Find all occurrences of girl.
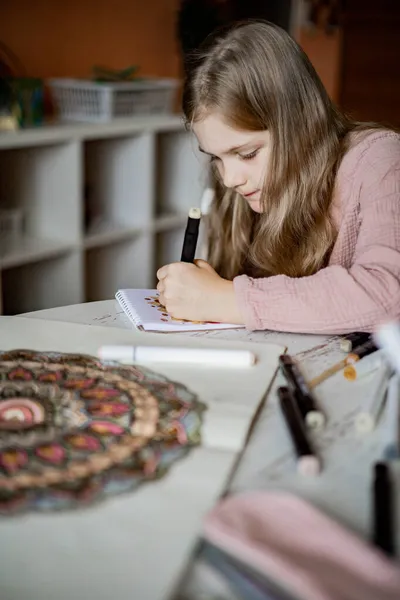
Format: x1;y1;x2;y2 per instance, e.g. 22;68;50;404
156;20;400;334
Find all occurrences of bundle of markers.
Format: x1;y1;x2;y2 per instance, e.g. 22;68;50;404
277;321;400;557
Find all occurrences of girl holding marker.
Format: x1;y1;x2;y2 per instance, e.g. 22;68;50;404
156;20;400;334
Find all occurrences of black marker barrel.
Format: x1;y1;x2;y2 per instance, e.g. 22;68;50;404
279;354;325;430
373;462;394;556
181;207;201;263
347;338;378;363
278;386;321;477
340;332;372;353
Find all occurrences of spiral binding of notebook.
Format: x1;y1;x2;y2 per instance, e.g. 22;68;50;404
115;290;143;328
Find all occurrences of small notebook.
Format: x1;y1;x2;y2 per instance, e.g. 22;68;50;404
115;288;245;332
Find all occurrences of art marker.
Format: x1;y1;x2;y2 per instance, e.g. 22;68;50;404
279;354;325;429
348;338;379;362
309;339;379;388
383;374;400;460
340;332;372;353
278;386;321;477
372;462;394;556
355;364;392;433
181;207;201;263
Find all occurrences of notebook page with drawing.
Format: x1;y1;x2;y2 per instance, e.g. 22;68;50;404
115;289;245;332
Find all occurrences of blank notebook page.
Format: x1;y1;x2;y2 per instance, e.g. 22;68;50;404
115;289;245;332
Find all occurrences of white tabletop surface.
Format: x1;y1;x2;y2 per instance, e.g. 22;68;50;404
21;301;400;536
17;300;400;597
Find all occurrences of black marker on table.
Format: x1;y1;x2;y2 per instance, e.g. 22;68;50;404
279;354;325;430
309;337;380;388
348;338;379;362
372;462;394;556
278;386;321;477
181;207;201;263
340;332;372;353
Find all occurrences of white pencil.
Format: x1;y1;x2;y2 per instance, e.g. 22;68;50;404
355;363;392;433
383;374;400;460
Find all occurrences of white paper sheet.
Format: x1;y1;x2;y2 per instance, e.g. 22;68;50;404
0;447;235;600
0;316;285;600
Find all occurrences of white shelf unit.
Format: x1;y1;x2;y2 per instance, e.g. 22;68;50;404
0;115;209;315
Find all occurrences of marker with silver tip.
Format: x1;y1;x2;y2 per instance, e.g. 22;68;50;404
382;374;400;460
279;354;325;430
278;386;321;477
355;364;392;433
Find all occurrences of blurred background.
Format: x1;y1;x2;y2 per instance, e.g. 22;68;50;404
0;0;399;316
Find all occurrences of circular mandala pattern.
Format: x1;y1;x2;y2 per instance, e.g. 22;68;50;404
0;349;205;514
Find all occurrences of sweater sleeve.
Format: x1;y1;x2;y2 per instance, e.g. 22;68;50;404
233;135;400;334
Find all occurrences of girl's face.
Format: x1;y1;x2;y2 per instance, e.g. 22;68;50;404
193;112;271;213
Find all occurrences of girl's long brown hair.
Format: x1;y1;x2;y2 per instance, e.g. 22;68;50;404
183;20;376;280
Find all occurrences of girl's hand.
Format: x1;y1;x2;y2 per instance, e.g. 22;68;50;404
156;259;243;324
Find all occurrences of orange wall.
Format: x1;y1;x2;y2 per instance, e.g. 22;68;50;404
0;0;181;79
1;2;341;101
299;27;342;103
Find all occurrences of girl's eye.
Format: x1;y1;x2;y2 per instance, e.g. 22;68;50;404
240;149;259;160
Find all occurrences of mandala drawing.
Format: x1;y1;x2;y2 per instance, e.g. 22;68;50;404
0;349;205;514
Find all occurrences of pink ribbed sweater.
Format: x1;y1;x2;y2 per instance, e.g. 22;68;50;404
233;131;400;334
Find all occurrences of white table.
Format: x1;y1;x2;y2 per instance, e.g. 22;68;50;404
13;301;400;596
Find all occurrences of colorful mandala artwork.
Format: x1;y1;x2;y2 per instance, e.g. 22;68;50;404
0;349;205;515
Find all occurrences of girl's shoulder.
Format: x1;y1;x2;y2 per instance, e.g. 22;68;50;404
338;128;400;192
343;129;400;168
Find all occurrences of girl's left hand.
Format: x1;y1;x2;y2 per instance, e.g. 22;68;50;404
156;260;243;324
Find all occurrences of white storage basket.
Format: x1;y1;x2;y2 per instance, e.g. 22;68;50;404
48;78;179;122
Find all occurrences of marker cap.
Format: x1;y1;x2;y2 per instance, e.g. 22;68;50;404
188;207;201;219
298;455;321;477
305;410;326;430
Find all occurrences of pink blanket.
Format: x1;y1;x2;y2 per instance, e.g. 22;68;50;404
203;491;400;600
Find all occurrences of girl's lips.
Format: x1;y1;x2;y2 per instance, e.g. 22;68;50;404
244;190;259;198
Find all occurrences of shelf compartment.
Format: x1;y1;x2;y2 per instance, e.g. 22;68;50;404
84;133;155;234
155;225;187;272
152;212;188;233
1;251;84;315
155;131;209;217
0;118;205;314
85;234;154;302
0;142;81;245
84;221;144;250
